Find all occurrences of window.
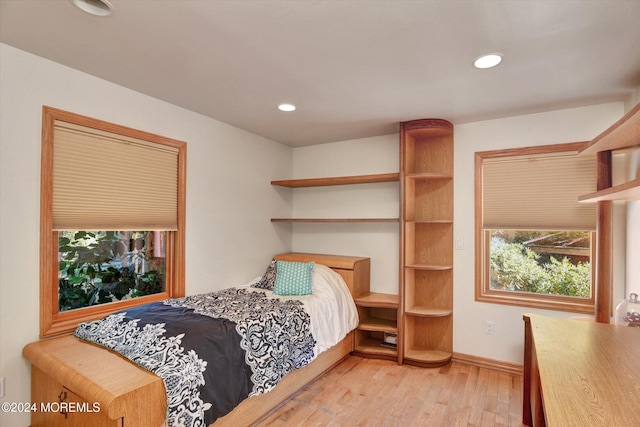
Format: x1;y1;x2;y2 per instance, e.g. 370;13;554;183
58;230;167;312
40;107;186;337
475;142;597;313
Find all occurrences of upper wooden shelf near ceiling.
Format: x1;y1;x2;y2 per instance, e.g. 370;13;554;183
578;102;640;203
579;102;640;156
271;172;399;188
579;178;640;203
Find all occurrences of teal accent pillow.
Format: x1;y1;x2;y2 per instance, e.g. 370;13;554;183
273;261;315;296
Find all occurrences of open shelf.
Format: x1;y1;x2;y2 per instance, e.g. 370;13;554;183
354;292;399;308
354;337;398;358
405;264;453;271
271;218;399;223
358;316;398;332
353;292;399;361
579;102;640;156
400;118;453;368
271;172;399;188
578;178;640;203
271;173;400;223
405;307;452;317
404;349;452;365
403;315;452;367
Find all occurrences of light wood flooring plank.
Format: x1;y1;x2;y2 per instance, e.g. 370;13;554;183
258;356;525;427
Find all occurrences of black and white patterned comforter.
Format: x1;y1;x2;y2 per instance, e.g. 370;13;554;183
74;288;316;427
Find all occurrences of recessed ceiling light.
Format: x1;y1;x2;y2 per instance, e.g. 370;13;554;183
278;103;296;112
474;54;502;69
70;0;114;17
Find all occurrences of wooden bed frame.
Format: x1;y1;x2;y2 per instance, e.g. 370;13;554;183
23;252;370;427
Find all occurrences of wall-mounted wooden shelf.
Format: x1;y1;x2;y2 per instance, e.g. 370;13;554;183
271;172;399;223
578;178;640;203
271;173;399;188
579;102;640;156
271;218;399;223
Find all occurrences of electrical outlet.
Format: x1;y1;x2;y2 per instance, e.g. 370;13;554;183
485;321;495;335
455;238;464;250
0;377;4;398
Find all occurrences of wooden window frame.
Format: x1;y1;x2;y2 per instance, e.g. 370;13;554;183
40;107;186;337
474;142;596;314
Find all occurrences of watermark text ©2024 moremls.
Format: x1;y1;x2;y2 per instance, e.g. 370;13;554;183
2;401;101;413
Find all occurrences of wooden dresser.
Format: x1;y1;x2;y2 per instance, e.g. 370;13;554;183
523;314;640;426
23;335;166;426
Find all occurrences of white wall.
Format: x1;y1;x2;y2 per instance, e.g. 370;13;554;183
290;103;628;365
453;103;627;364
290;134;400;294
0;44;293;427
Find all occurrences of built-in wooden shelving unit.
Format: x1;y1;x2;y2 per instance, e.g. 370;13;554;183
400;118;454;368
270;172;400;223
353;292;399;361
271;171;401;361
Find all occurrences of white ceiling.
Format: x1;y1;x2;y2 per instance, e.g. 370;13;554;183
1;0;640;147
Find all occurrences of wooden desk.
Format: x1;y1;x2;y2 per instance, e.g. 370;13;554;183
523;314;640;426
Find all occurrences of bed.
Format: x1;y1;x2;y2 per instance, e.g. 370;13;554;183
23;252;370;427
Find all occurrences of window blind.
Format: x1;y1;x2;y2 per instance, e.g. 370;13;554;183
482;151;597;230
52;120;179;230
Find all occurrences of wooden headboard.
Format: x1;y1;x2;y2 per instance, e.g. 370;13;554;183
273;252;370;299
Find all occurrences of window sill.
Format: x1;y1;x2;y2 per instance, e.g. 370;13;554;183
42;292;170;338
476;290;595;315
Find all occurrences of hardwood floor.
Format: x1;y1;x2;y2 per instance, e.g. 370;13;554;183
258;356;524;427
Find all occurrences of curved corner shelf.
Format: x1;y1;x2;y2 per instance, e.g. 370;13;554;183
404;349;452;366
405;264;453;271
400;118;454;368
405;307;453;318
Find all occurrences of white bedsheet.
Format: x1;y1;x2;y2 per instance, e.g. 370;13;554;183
247;263;359;355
